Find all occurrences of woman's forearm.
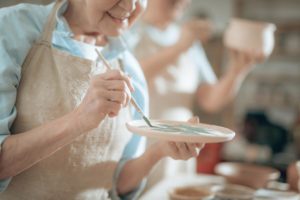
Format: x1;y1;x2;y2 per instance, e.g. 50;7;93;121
0;70;134;180
139;44;184;80
197;66;248;113
0;111;81;179
116;143;163;195
117;137;204;195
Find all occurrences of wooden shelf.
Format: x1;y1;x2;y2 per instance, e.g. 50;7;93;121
277;22;300;32
247;74;300;83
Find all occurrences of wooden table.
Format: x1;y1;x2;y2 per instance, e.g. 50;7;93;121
139;173;225;200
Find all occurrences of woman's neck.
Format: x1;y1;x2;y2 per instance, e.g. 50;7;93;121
64;0;107;46
64;1;90;34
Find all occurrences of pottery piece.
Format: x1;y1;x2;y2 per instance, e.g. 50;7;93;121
212;184;255;200
224;18;276;59
126;120;235;143
255;189;300;200
214;162;280;189
169;185;213;200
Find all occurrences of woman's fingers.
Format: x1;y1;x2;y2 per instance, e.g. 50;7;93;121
105;101;123;117
160;141;205;161
175;142;190;159
98;80;129;91
98;69;135;92
174;142;202;160
166;142;180;158
92;70;135;107
195;143;205;149
169;142;205;160
195;143;205;155
187;116;200;124
99;90;129;106
171;117;203;158
75;69;136;131
186;143;198;157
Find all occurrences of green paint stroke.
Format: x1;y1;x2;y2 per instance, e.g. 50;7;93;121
140;123;222;136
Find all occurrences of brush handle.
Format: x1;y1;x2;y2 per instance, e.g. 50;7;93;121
95;49;152;126
130;98;144;115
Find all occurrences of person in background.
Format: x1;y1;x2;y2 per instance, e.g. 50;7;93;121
128;0;263;188
0;0;204;199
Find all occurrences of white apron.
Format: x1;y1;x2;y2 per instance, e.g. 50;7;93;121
0;1;132;199
134;28;200;121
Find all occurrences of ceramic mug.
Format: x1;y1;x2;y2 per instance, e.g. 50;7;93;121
295;161;300;192
169;185;213;200
212;184;255;200
224;18;276;59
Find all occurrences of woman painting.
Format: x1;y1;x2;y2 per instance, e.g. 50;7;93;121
0;0;203;199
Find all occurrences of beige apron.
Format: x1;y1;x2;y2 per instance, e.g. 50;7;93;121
0;1;132;199
134;26;199;191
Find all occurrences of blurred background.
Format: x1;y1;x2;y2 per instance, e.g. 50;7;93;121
1;0;300;188
187;0;300;183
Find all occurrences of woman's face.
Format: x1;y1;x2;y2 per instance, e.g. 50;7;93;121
84;0;147;36
148;0;190;23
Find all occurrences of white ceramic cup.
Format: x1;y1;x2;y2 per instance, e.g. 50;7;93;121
224;18;276;59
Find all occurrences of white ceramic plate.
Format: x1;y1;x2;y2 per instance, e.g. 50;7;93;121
126;120;235;143
255;189;300;200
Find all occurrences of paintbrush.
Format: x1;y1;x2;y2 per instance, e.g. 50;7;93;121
95;49;154;127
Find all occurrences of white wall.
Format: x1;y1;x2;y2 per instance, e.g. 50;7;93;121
242;0;300;23
0;0;51;7
187;0;235;33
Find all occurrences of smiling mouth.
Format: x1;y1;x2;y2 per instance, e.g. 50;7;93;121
107;12;129;24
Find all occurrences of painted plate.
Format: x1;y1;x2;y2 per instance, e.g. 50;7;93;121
126;120;235;143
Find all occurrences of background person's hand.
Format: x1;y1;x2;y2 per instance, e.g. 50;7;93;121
154;117;205;160
227;49;264;74
73;69;134;133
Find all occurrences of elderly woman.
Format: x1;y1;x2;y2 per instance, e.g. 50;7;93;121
0;0;203;199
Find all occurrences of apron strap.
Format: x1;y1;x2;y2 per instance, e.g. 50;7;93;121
40;0;64;44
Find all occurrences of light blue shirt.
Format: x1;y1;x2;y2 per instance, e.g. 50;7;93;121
0;1;148;199
125;22;217;85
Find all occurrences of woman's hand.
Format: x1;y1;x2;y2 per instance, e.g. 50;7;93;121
157;141;204;160
153;117;204;160
117;117;204;194
72;69;134;133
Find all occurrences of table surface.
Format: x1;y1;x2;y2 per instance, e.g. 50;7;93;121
139;173;225;200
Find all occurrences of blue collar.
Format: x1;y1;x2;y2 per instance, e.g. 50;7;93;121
51;0;127;61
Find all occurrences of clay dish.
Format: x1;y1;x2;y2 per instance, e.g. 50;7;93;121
215;162;280;189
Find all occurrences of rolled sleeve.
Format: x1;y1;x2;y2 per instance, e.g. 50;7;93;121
0;14;24;191
0;2;45;151
109;158;147;200
0;108;17;151
0;38;21;150
0;50;20;191
0;37;21;153
0;63;19;191
109;50;149;200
